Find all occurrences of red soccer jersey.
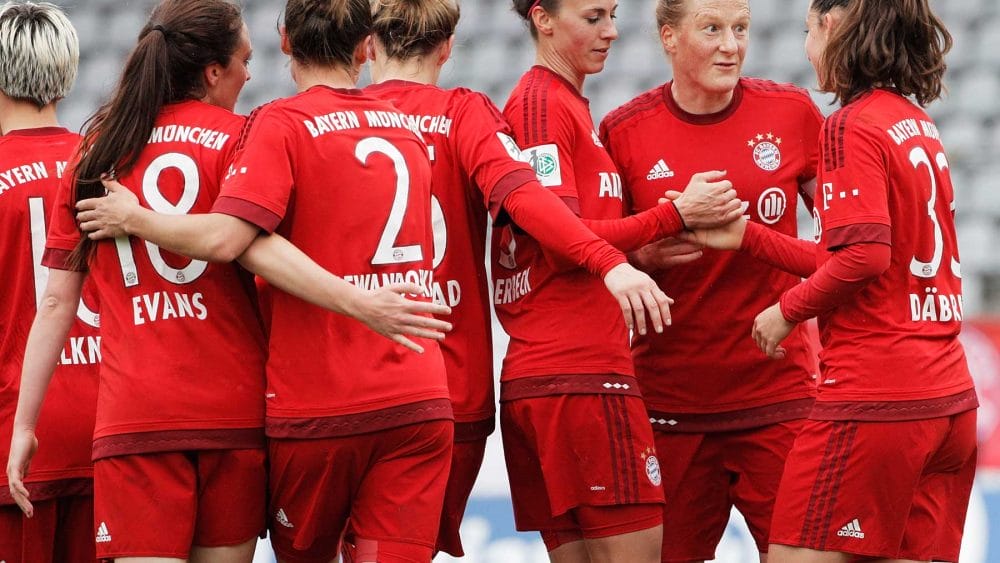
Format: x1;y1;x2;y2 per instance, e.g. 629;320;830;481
364;80;538;432
600;79;822;430
494;66;633;384
809;89;975;419
213;86;451;438
0;128;99;501
44;101;266;460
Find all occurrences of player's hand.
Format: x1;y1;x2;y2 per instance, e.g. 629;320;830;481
75;176;140;240
348;283;453;354
630;237;704;271
751;303;794;359
7;427;38;518
678;217;747;251
602;263;674;336
671;171;742;229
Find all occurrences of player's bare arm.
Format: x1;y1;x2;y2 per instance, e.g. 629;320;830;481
7;269;86;518
79;178;452;353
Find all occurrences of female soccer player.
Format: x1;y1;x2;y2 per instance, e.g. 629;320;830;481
598;0;823;560
690;1;977;561
364;0;738;556
0;3;99;561
7;1;269;561
496;1;741;561
73;0;462;560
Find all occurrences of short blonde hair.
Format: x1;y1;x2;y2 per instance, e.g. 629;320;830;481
0;1;79;107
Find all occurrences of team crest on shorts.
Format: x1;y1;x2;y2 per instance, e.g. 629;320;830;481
641;447;661;486
747;132;782;172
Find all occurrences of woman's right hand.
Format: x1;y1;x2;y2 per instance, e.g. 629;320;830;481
680;217;748;251
347;283;453;354
7;427;38;517
602;263;674;336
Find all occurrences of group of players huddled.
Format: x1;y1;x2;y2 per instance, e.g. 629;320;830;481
0;0;977;562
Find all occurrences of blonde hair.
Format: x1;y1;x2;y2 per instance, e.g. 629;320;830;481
372;0;459;59
0;1;78;107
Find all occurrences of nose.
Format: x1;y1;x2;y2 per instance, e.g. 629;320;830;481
719;28;738;53
603;18;619;41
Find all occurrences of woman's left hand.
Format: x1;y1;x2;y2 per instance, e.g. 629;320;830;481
752;303;795;359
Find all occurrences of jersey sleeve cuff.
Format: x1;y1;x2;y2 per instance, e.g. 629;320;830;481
42;248;86;272
211;196;282;233
825;223;891;250
490;169;540;222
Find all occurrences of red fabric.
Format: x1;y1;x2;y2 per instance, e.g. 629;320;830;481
436;437;487;557
93;449;266;558
0;495;95;563
600;77;822;421
267;421;453;562
500;394;665;532
779;242;891;323
45;101;265;456
500;185;626;276
494;66;634;382
216;87;450;435
807;90;973;410
538;504;663;550
741;220;818;278
770;411;976;560
580;201;684;252
655;420;806;560
0;128;99;494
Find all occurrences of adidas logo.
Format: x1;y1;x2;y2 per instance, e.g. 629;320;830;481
837;518;865;539
646;159;675;180
275;508;294;528
95;521;112;543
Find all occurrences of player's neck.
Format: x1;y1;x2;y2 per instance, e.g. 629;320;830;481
291;61;359;92
371;57;440;87
0;98;60;135
535;48;585;93
669;80;735;115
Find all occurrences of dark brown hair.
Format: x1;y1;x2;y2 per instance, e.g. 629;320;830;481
70;0;242;267
812;0;951;107
513;0;560;39
284;0;371;68
371;0;459;60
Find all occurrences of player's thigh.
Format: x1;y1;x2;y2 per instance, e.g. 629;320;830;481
654;431;730;561
436;434;487;557
729;420;806;553
193;448;267;549
770;418;954;559
352;420;453;549
94;452;198;559
898;409;977;562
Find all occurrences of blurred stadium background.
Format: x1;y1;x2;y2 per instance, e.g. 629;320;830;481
40;0;1000;561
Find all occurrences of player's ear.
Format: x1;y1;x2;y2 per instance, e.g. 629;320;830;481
533;6;556;37
354;35;371;67
202;62;223;89
437;35;455;66
659;24;678;55
279;26;291;56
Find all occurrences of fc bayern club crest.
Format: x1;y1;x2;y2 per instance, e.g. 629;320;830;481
641;447;661;486
747;131;782;172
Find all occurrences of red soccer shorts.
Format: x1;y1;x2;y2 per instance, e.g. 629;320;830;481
501;394;665;536
0;494;94;563
436;435;487;557
770;409;977;561
655;420;805;562
268;420;454;563
93;449;266;560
